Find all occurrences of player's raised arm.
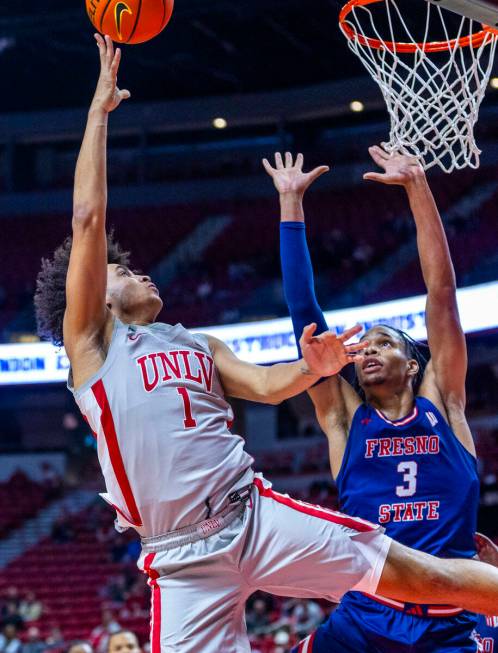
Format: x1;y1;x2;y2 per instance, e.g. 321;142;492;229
263;153;363;477
206;324;366;405
364;146;473;453
63;35;130;360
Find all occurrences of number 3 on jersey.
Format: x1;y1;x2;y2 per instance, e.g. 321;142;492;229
177;387;197;429
396;461;418;497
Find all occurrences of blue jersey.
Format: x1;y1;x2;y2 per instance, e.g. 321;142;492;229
336;396;479;557
474;615;498;652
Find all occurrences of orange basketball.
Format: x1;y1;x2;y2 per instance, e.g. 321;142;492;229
86;0;174;45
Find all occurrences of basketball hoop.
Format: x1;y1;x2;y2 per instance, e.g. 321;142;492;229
339;0;498;172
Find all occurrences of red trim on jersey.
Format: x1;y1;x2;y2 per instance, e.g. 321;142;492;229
375;406;418;427
297;631;316;653
143;553;161;653
363;592;464;617
81;415;97;439
92;379;142;527
253;478;376;533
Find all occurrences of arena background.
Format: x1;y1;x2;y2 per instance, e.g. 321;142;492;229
0;1;497;652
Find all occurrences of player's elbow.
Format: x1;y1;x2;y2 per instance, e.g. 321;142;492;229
428;283;457;302
72;204;103;231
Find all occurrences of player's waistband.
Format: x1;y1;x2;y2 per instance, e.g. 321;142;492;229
362;593;465;618
140;486;252;553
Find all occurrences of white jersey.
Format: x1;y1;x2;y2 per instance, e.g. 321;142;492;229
69;319;254;537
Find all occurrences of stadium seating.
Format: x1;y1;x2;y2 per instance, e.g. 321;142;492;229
2;164;494;339
0;472;53;538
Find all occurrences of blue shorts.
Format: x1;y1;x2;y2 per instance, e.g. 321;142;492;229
291;593;479;653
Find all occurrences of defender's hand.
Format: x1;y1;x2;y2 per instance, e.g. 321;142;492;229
92;34;130;113
364;146;425;187
263;152;329;197
475;533;498;568
300;324;367;377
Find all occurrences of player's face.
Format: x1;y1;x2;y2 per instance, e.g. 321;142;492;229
108;633;141;653
355;327;418;392
106;264;163;320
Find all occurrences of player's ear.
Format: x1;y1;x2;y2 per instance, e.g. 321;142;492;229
407;358;419;379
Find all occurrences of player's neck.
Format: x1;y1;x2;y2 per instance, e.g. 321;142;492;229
365;387;415;422
111;307;156;327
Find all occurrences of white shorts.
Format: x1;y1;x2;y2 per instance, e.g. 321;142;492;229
137;475;392;653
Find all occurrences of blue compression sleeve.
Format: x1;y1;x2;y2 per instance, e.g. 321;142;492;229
280;221;328;357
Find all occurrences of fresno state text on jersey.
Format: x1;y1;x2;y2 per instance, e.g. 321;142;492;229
336;397;479;557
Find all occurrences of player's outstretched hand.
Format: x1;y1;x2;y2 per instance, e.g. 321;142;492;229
475;533;498;568
300;324;367;377
263;152;329;197
92;34;131;114
363;145;425;187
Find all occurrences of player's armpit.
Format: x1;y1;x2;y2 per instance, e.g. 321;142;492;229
419;360;475;456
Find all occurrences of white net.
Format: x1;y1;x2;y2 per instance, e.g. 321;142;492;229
340;1;498;172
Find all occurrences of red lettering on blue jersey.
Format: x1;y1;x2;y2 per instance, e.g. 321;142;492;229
364;435;440;458
365;439;379;458
427;501;440;520
377;500;440;524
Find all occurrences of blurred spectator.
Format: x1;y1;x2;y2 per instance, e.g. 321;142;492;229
45;627;64;650
107;631;141;653
96;523;115;546
67;642;93;653
0;625;21;653
40;462;62;501
21;627;45;653
51;515;75;544
125;540;140;562
2;589;20;612
110;536;128;564
246;598;272;636
196;278;213;301
100;574;129;607
89;610;121;653
290;599;324;640
18;593;43;623
2;603;23;631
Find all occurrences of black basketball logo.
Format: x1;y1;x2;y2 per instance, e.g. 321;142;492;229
114;1;133;40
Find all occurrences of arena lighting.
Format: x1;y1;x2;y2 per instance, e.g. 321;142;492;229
350;100;365;112
212;117;228;129
1;280;497;385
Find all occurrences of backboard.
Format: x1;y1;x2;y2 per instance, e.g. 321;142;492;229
427;0;498;26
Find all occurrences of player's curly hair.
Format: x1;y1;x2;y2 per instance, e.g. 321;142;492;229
34;232;130;348
353;326;429;400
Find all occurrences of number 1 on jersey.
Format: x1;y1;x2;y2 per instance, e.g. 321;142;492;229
177;387;197;429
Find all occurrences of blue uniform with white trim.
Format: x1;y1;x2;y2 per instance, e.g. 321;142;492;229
280;221;481;652
292;398;480;653
473;616;498;652
337;397;478;557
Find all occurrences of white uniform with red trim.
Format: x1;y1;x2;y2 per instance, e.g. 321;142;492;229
69;318;392;653
70;318;254;536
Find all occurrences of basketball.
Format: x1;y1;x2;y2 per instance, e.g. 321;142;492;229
86;0;174;45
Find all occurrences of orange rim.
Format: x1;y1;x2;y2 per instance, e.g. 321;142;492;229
339;0;498;53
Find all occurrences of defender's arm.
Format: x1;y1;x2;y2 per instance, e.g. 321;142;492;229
63;36;130;358
263;153;363;475
365;146;473;453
